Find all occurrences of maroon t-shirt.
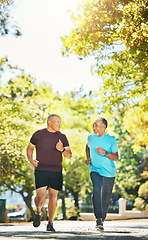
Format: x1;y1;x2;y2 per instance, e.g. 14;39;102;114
30;128;69;172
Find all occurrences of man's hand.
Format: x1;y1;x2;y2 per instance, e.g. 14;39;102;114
56;139;64;152
96;147;106;155
85;158;91;165
30;159;39;168
96;147;119;161
26;142;39;167
30;159;39;167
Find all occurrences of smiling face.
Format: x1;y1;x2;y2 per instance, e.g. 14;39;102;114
47;116;61;132
93;119;106;136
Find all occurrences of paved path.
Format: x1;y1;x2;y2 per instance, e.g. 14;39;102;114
0;219;148;240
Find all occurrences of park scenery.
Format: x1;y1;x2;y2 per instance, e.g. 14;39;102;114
0;0;147;223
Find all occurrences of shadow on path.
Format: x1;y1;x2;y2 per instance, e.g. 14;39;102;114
0;230;147;240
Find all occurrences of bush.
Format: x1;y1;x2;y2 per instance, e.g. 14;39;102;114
134;197;145;211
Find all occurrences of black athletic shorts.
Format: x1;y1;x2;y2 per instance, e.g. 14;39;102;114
34;170;63;191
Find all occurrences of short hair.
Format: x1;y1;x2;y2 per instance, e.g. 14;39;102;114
96;117;108;128
47;114;60;124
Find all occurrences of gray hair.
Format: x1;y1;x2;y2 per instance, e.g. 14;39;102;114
95;117;108;128
47;114;60;124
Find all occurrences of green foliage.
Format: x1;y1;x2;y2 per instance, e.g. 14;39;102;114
62;0;148;59
61;0;122;58
0;57;96;219
108;110;143;200
0;59;45;219
123;101;148;152
0;0;21;37
55;198;75;219
61;0;148;155
97;50;147;106
134;197;146;211
0;0;21;36
138;181;148;199
117;0;148;51
96;50;147;152
1;54;147;218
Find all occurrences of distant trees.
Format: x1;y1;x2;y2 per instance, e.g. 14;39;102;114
0;63;40;219
110;110;143;200
0;0;21;36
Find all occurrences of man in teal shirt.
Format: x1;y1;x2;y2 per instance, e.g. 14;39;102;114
86;117;119;230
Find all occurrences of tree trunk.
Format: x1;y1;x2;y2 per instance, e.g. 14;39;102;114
20;191;35;221
61;189;66;220
73;191;80;219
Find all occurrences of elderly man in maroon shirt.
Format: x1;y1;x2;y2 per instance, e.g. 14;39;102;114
26;114;72;231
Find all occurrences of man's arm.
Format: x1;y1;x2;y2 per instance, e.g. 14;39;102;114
96;147;119;161
26;142;39;167
56;139;72;159
62;146;72;159
85;144;91;165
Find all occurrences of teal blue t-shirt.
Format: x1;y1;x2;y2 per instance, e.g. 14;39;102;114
87;133;118;177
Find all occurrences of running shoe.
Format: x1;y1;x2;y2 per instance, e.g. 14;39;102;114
33;212;42;227
96;218;104;230
46;221;55;231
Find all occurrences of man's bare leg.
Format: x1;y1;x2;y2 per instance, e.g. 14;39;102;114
48;187;58;222
34;186;47;214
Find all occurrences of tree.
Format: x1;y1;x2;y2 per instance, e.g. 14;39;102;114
123;100;148;153
134;181;148;210
61;0;148;153
61;0;122;58
96;52;148;152
0;85;39;220
61;0;148;60
0;57;97;220
107;109;147;204
0;58;47;220
0;0;21;36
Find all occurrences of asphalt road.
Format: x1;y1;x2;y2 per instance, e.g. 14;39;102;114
0;219;148;240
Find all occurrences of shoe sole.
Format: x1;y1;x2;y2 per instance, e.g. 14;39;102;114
33;221;41;227
96;225;104;230
33;224;40;227
33;214;42;227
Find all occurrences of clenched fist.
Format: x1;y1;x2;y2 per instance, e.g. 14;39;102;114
31;159;39;168
85;158;91;165
56;139;64;152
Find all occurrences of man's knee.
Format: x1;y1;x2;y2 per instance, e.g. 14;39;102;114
48;188;58;201
36;188;46;202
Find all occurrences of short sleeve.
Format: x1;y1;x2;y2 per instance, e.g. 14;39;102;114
111;137;118;153
87;135;90;148
61;134;69;147
30;131;39;145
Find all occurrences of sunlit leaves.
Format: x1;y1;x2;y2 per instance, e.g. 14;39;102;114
110;110;145;201
96;47;148;107
61;0;122;58
117;0;148;52
138;181;148;198
123;99;148;153
134;197;145;210
134;181;148;210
